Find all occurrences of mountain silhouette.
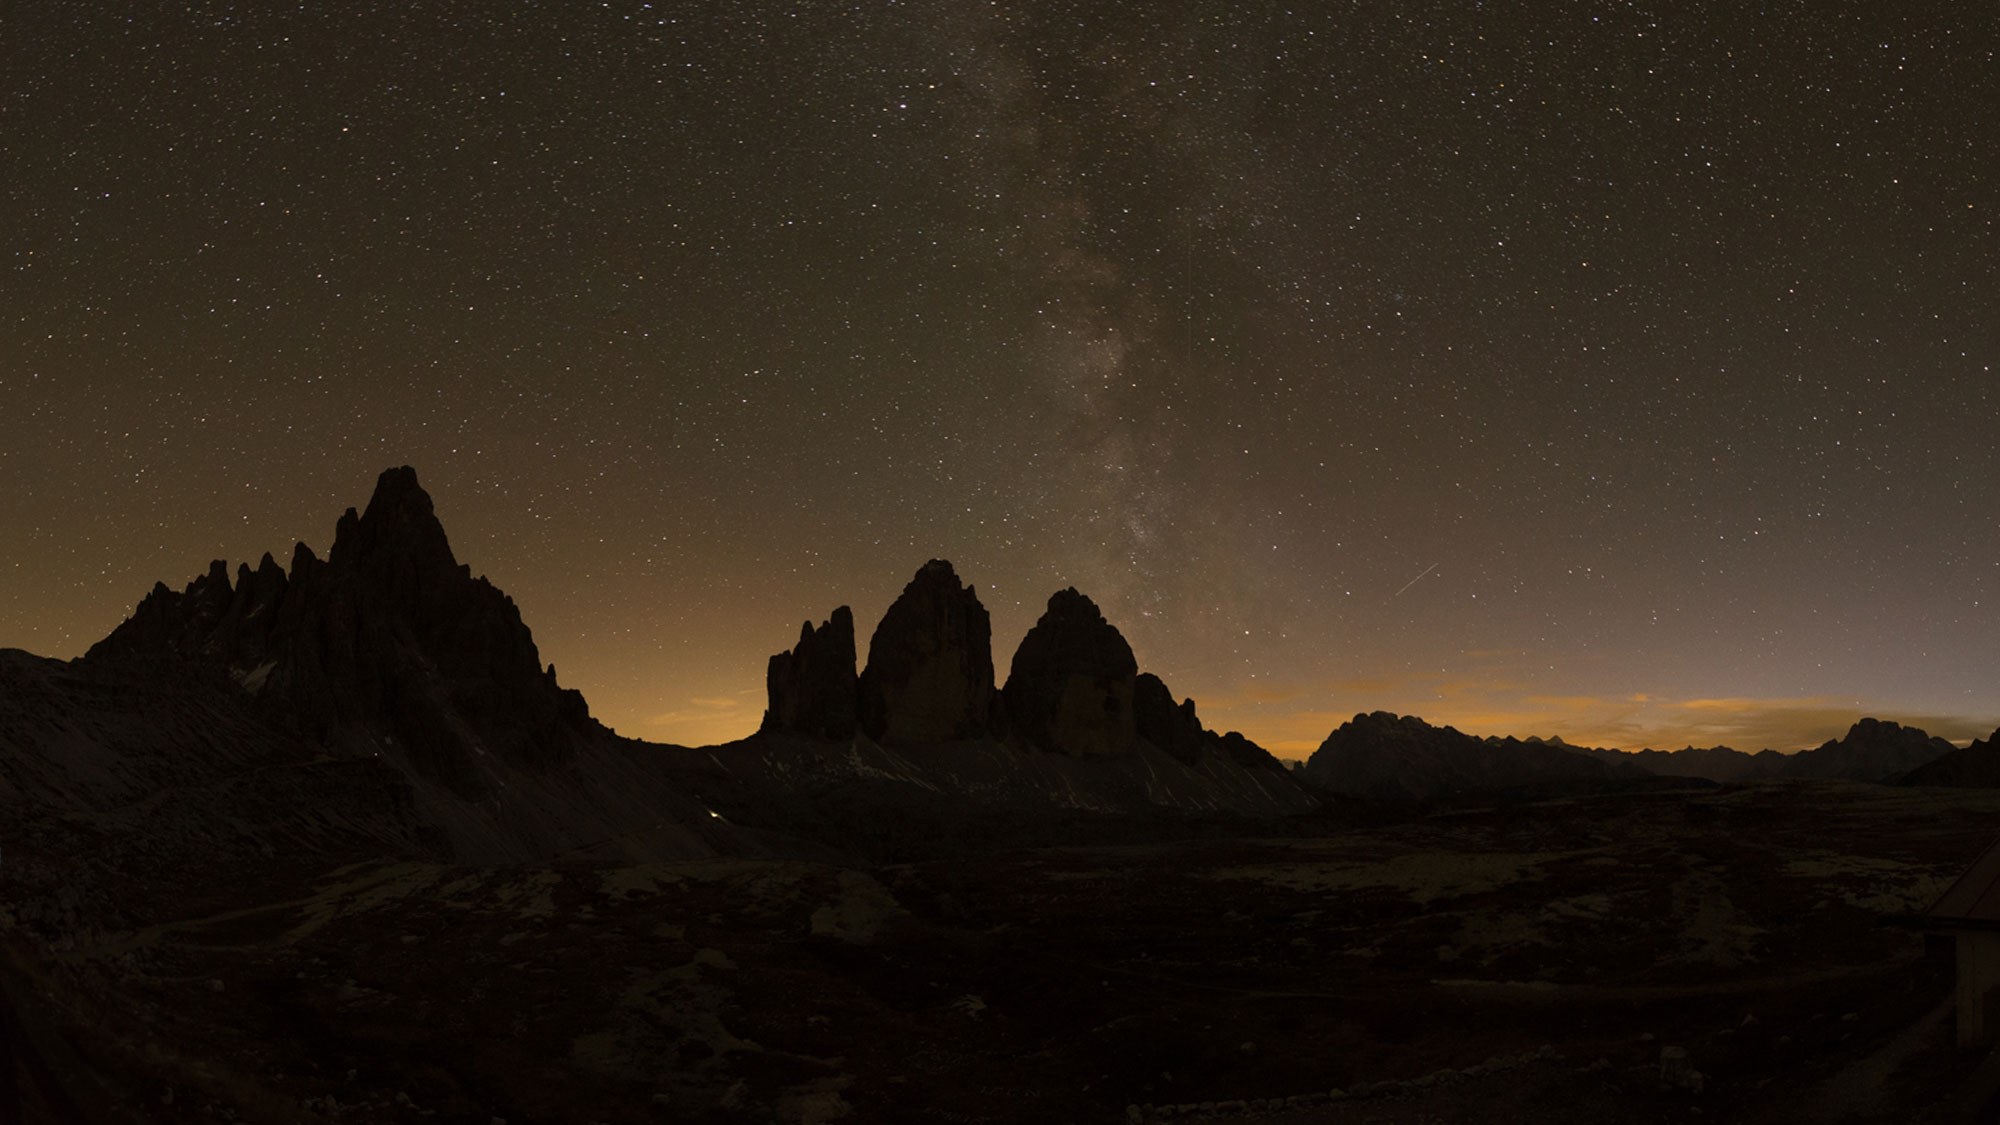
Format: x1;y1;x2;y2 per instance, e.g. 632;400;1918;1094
1780;717;1956;781
761;605;861;740
1002;587;1141;756
88;466;599;795
856;559;1005;742
4;467;1990;1124
752;567;1297;780
1310;713;1965;796
50;466;1974;864
1302;711;1655;800
1894;726;2000;786
44;469;1319;871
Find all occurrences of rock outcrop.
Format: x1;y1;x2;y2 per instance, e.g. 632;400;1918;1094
87;466;599;792
1001;588;1138;756
856;560;1001;742
762;607;859;739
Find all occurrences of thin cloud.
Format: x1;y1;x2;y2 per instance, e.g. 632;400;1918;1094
644;694;753;726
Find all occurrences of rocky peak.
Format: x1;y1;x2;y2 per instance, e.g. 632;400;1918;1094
1311;711;1446;751
194;557;233;599
328;465;467;611
1785;716;1957;781
1002;587;1138;756
1832;717;1938;751
339;467;453;559
86;466;598;790
748;565;1294;774
856;560;999;742
289;541;324;582
208;552;290;664
89;559;237;661
178;559;239;640
762;606;859;740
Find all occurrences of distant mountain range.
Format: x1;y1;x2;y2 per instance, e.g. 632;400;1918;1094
3;465;1991;887
1299;712;1975;800
1588;717;1966;783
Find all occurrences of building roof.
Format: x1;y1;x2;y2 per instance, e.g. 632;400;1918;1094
1925;838;2000;930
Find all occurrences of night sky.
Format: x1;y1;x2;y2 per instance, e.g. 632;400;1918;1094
6;2;1996;756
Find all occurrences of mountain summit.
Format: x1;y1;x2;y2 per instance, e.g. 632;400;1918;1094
856;559;1004;742
1783;717;1956;781
88;466;597;792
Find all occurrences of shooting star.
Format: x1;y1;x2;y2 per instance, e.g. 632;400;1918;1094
1392;562;1440;598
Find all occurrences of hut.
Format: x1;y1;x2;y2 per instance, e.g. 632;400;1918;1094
1918;838;2000;1047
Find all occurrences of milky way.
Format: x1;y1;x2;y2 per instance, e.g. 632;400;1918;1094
5;3;1996;753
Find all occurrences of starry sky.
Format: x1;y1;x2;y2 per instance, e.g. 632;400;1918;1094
5;2;1996;756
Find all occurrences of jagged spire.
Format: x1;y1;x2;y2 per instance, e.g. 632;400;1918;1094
762;606;859;739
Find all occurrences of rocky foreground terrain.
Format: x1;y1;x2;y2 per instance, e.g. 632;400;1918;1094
4;468;1999;1122
6;774;1999;1123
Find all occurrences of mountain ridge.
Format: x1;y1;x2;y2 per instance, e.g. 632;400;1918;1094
30;466;1990;851
1299;713;1965;798
85;465;601;796
46;467;1320;870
